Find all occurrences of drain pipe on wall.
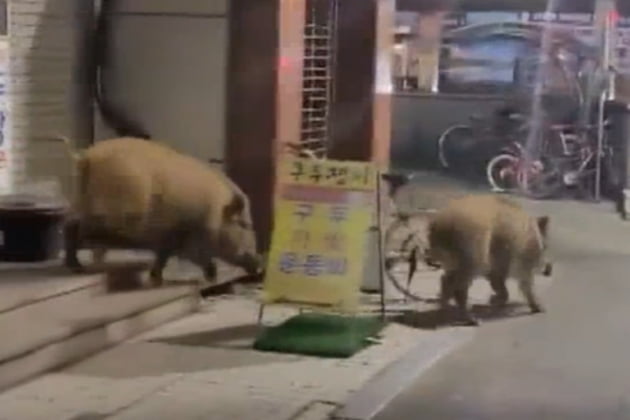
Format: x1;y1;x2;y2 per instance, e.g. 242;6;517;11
92;0;151;142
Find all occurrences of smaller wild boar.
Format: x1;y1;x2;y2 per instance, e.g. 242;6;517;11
63;137;262;286
425;194;552;326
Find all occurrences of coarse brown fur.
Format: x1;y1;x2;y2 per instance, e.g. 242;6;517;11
425;194;552;326
61;137;261;286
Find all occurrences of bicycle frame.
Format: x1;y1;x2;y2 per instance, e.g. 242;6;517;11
545;120;611;183
283;142;324;160
556;130;580;156
499;140;526;156
550;142;595;186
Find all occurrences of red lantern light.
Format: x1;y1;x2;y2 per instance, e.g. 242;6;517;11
279;56;291;70
608;9;620;25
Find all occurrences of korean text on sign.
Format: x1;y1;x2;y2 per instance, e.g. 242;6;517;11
263;157;377;311
281;158;377;191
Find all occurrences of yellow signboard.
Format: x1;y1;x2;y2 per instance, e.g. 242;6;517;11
262;158;378;312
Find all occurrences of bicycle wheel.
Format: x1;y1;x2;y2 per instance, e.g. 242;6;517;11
486;153;519;192
517;159;564;200
383;213;435;302
437;125;474;169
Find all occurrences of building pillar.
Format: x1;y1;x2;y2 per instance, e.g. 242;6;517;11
372;0;395;169
275;0;305;155
329;0;394;167
228;0;393;249
226;0;305;250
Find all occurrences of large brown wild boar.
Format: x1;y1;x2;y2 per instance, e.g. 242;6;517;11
63;137;262;286
425;194;552;326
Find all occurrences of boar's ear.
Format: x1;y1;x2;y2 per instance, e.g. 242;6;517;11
536;215;550;236
223;194;245;222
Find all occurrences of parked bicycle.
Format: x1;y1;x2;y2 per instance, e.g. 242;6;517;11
486;119;615;200
437;107;529;177
284;142;323;160
485;119;572;195
380;173;437;303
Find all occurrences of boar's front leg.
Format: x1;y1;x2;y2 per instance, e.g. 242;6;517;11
64;219;84;272
203;260;218;283
149;241;178;287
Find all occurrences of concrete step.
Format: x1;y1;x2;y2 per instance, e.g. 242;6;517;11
0;257;201;392
0;266;104;314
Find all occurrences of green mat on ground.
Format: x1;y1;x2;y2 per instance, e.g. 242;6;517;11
253;312;386;358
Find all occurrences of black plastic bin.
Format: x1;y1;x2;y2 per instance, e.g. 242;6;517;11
0;194;68;262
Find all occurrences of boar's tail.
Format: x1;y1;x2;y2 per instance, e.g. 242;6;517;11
57;135;82;162
33;135;85;212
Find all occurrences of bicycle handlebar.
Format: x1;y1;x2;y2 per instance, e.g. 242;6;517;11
381;172;416;197
547;119;611;133
283;142;322;160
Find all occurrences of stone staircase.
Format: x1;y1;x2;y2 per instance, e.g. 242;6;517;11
0;252;204;391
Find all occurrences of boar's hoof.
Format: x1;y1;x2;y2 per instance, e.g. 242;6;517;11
65;258;85;273
455;314;479;327
69;266;86;274
203;263;218;283
530;303;545;314
149;272;164;288
489;293;508;308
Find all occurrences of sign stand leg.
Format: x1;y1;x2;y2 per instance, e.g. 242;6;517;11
257;303;266;326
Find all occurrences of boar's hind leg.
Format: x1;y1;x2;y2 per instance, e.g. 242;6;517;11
439;271;456;310
516;269;545;314
487;262;510;309
444;267;477;326
487;237;511;308
440;270;478;326
64;219;84;272
453;283;478;326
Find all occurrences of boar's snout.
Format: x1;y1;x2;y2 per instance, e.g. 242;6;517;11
239;252;263;275
216;221;262;275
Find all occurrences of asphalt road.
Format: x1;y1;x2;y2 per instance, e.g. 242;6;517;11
375;193;630;420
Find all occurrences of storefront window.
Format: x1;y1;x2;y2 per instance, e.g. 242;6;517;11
439;35;535;93
392;9;616;96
